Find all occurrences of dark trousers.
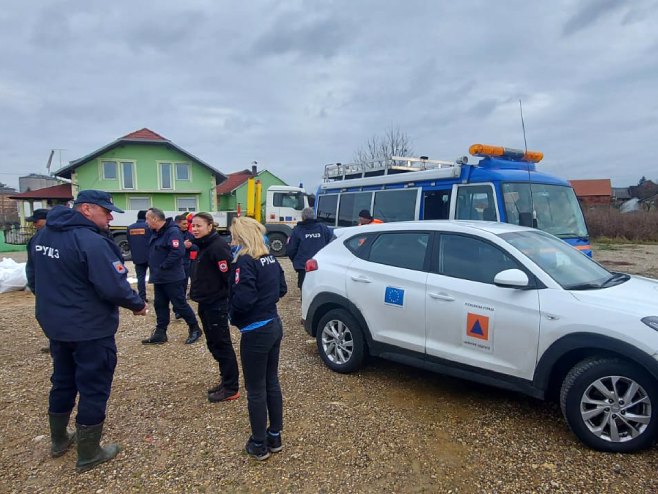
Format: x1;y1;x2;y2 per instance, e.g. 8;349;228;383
134;263;148;301
49;336;117;426
153;281;198;331
240;318;283;443
296;269;306;289
198;300;239;393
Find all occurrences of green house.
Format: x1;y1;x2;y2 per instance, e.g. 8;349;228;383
216;166;288;212
55;128;226;212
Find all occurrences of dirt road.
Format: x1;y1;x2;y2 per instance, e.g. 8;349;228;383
1;245;657;493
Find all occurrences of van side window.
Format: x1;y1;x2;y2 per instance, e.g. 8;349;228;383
373;189;418;222
316;194;338;226
338;192;373;227
368;232;430;271
423;190;451;219
455;185;496;221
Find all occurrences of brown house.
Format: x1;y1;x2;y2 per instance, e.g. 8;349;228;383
569;179;612;207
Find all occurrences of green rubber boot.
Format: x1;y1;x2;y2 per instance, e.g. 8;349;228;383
48;412;75;457
75;422;120;473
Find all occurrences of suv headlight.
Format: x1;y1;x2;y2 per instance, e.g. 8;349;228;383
641;316;658;331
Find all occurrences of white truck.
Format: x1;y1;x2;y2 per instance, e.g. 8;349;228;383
109;185;309;260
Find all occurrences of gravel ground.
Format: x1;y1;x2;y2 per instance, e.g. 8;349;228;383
1;246;658;493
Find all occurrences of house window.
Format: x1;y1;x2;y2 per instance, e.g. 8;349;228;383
160;163;173;189
102;161;117;180
176;197;197;212
121;162;135;189
128;197;150;210
175;163;190;181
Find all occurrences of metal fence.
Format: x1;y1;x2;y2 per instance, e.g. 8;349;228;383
2;226;35;245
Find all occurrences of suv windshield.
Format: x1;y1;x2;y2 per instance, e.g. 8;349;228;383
502;183;588;238
499;230;618;289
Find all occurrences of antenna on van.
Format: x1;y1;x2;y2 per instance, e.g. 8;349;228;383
519;99;537;228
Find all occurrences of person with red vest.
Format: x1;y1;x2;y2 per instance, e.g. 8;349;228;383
357;209;383;225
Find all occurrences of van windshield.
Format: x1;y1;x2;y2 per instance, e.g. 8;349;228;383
502;183;588;238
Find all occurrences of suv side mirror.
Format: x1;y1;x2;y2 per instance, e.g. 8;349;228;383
494;269;530;288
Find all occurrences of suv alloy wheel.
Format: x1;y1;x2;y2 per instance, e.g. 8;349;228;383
316;309;366;373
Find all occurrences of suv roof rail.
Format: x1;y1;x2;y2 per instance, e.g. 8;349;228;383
323;155;459;181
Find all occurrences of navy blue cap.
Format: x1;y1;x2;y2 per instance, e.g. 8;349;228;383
26;209;49;222
74;190;124;213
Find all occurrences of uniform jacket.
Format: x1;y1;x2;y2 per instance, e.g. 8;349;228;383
189;231;232;304
26;206;144;342
25;229;43;292
181;230;198;265
148;218;186;284
287;219;333;270
127;219;151;265
229;253;287;329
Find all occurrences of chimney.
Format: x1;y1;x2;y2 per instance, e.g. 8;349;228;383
251;161;258;176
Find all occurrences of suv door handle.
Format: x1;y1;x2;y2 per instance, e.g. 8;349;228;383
350;275;372;283
429;292;455;301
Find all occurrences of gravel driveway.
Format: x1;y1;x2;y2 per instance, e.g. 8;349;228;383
1;246;658;493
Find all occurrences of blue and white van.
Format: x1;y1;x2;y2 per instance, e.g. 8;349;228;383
315;144;591;255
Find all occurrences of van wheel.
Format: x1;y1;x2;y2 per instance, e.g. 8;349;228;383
268;233;287;257
316;309;365;373
113;234;131;262
560;358;658;452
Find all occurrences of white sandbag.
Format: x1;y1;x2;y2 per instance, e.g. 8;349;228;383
0;258;27;293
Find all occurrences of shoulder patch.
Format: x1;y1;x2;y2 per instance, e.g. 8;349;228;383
218;260;228;273
172;239;180;248
235;267;240;284
112;260;126;274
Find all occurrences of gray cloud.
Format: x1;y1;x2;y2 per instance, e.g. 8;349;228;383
562;0;625;37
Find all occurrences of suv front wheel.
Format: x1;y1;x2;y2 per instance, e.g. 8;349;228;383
560;357;658;453
316;309;366;373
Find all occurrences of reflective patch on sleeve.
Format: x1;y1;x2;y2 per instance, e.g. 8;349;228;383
172;239;180;248
235;268;240;284
112;260;127;274
218;260;228;273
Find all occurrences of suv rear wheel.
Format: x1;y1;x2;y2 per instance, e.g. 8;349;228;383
316;309;365;373
560;357;658;453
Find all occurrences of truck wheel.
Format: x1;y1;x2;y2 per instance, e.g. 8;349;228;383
560;357;658;453
268;233;287;257
113;234;132;262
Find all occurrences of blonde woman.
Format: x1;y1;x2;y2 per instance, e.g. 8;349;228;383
229;217;287;460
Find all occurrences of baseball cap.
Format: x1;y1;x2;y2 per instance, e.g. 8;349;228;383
358;209;373;220
26;209;49;222
74;190;124;213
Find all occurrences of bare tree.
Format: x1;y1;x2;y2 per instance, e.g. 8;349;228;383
354;128;414;166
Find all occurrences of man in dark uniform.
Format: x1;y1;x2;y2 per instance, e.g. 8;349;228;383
287;207;333;289
25;209;51;354
127;210;151;302
142;208;201;345
26;190;147;473
173;214;197;318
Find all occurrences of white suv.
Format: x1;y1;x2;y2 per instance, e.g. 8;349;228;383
301;220;658;453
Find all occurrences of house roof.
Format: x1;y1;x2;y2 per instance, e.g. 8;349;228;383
569;179;612;197
8;183;73;200
216;170;254;194
54;128;226;182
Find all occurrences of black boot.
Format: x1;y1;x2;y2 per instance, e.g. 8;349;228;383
185;326;201;345
49;412;75;457
75;422;120;473
142;329;167;344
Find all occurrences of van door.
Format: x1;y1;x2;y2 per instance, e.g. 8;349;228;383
451;184;498;221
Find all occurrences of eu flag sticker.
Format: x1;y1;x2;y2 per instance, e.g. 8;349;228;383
384;287;405;307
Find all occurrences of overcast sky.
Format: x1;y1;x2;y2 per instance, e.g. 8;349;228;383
1;0;657;194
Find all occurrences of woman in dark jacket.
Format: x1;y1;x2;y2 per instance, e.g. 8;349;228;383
229;216;287;461
189;212;239;403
